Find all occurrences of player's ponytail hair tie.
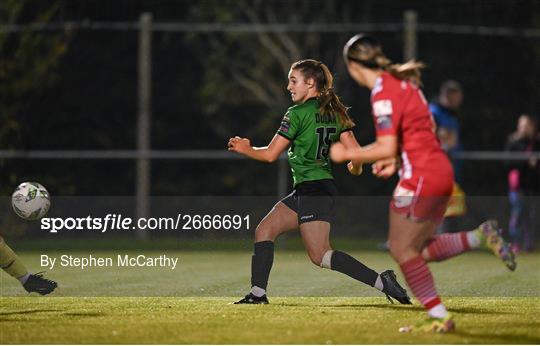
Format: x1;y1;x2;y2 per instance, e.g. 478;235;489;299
343;34;384;68
344;33;425;85
318;87;334;108
318;87;341;119
320;87;334;97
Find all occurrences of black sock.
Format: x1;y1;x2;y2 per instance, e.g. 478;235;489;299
331;250;378;287
251;240;274;291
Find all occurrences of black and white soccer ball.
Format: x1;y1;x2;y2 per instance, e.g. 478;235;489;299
11;182;51;220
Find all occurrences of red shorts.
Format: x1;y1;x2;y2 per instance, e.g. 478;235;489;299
390;173;454;221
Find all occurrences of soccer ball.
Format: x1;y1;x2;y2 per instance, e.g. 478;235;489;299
12;182;51;220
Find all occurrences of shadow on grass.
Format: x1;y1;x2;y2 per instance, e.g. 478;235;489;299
0;309;105;318
0;309;61;316
276;302;423;312
447;306;515;315
64;311;105;317
453;329;540;344
276;303;516;315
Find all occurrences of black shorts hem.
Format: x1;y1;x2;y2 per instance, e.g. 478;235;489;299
298;214;333;224
280;191;297;213
279;179;336;225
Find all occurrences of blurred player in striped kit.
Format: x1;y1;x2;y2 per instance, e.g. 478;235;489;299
331;34;516;333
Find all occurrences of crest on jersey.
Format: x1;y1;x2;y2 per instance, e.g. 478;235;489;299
279;113;291;133
373;99;393;130
371;77;383;96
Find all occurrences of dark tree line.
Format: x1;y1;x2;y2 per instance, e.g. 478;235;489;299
1;0;539;196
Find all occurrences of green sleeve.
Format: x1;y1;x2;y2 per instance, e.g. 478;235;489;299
277;109;300;140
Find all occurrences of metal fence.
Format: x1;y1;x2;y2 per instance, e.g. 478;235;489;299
2;11;539;228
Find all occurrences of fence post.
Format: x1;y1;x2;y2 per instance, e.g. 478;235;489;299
136;12;152;238
403;10;418;60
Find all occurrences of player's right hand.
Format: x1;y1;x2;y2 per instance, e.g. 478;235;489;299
372;157;398;179
347;161;363;176
228;136;251;155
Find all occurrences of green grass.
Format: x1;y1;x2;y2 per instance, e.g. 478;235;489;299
1;250;539;344
1;297;539;344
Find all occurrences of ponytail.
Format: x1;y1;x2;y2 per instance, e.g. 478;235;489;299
291;59;355;128
386;60;425;85
344;33;425;85
318;64;355;128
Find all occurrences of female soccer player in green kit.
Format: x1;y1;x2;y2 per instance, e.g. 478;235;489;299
228;59;411;304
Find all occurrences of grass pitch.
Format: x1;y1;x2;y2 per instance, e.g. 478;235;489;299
1;296;539;344
0;248;539;344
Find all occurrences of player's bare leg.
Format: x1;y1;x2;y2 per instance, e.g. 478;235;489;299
300;221;411;304
298;220;331;266
234;202;298;304
387;210;455;333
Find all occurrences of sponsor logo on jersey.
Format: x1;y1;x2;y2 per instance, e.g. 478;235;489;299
279;114;291;133
375;114;392;130
373;99;393;130
373;100;393;116
371;77;383;96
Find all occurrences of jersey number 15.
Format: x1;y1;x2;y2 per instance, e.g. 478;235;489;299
315;127;337;160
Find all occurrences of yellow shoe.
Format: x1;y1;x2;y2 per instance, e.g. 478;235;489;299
477;220;517;271
399;314;455;333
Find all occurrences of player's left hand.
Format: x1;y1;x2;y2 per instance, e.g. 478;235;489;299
228;136;251;155
330;142;348;163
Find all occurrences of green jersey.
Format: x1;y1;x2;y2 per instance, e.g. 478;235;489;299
277;98;352;186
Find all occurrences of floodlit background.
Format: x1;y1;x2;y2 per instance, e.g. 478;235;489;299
0;0;538;245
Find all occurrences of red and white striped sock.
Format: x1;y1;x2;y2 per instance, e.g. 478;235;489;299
423;232;470;262
400;256;441;310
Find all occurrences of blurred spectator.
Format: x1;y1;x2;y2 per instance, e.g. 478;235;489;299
430;80;464;183
430;80;466;233
505;114;540;252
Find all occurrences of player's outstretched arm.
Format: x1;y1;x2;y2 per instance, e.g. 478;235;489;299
228;134;290;163
339;131;363;176
330;135;398;164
